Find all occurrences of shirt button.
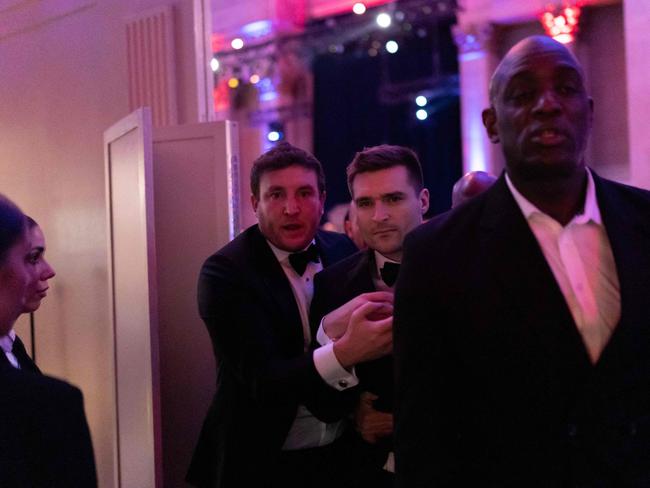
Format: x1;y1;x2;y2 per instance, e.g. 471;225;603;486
338;380;348;389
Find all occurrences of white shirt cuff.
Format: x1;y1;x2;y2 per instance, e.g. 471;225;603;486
316;317;332;346
313;342;358;391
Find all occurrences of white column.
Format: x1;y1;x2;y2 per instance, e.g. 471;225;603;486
453;23;499;175
624;0;650;190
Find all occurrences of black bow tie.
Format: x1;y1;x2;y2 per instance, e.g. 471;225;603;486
380;262;400;287
289;244;320;276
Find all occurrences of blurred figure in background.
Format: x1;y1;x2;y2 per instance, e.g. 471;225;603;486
343;203;367;250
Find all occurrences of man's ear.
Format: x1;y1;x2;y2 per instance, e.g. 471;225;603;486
251;194;259;213
482;108;500;144
419;188;430;215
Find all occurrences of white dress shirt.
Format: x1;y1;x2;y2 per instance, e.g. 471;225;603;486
266;241;356;450
506;170;620;363
0;329;19;369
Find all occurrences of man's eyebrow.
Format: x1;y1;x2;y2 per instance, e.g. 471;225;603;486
265;185;285;192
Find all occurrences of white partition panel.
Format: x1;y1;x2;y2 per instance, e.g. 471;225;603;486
152;120;239;487
104;107;162;488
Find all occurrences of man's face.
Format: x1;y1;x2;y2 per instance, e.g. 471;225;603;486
0;234;31;334
483;38;593;182
23;225;56;313
352;165;429;261
252;165;325;252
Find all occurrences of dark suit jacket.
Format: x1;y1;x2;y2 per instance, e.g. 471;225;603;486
0;368;97;487
310;249;394;467
0;334;41;374
187;225;357;488
394;172;650;488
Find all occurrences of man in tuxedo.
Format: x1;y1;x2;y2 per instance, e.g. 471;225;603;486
187;142;393;488
394;35;650;487
310;144;430;486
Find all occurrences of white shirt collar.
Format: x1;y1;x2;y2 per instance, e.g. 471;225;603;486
267;239;317;264
505;168;602;226
0;329;16;353
374;250;399;276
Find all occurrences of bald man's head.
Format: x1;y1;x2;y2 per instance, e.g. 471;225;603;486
488;35;585;105
482;35;592;183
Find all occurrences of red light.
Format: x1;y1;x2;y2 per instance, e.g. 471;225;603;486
540;5;581;44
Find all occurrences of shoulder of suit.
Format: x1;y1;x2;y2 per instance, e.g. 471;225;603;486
596;174;650;205
1;369;82;404
315;249;368;281
203;225;263;267
316;229;356;251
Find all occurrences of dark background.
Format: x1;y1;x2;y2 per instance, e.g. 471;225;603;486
312;15;462;217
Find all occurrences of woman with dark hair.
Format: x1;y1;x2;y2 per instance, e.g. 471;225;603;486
0;213;56;373
0;193;97;487
22;216;56;314
0;194;30;338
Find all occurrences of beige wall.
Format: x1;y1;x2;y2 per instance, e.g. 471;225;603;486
0;1;208;486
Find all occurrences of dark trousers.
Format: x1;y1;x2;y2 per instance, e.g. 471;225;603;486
271;431;392;488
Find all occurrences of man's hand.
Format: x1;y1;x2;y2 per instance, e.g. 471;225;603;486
333;301;392;368
322;291;393;340
354;392;394;444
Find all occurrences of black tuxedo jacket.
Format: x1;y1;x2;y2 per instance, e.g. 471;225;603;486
0;368;97;487
310;249;394;467
311;249;393;411
0;334;41;374
394;172;650;487
187;225;357;488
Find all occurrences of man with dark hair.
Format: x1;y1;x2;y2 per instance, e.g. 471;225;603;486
187;143;393;488
394;35;650;487
310;144;430;486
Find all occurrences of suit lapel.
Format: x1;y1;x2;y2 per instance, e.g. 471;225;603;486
479;176;592;374
591;175;650;371
345;250;376;295
249;227;305;353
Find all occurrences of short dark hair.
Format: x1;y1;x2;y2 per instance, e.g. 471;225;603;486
347;144;424;196
250;142;326;198
0;194;26;265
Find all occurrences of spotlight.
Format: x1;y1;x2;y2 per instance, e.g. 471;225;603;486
415;95;427;107
416;109;428;121
376;13;392;28
249;74;260;84
210;58;220;72
231;38;244;50
352;2;366;15
385;40;399;54
267;121;285;143
227;77;239;89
